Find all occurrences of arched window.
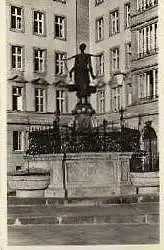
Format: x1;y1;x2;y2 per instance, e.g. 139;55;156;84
141;121;158;171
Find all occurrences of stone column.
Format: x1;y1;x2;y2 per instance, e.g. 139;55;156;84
138;75;140;99
138;30;141;56
143;73;147;98
148;26;151;52
143;28;147;54
45;155;65;198
153;69;156;97
146;72;150;98
151;24;155;51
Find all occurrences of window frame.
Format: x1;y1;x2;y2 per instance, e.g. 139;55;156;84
11;45;23;71
95;0;104;6
33;48;47;74
124;2;130;29
54;15;67;40
56;89;68;113
109;9;120;36
96;53;104;76
33;10;46;36
110;47;120;73
10;5;24;32
97;88;105;113
95;16;104;42
34;87;46;113
125;42;131;69
126;83;132;106
137;22;158;60
112;85;122;111
136;0;158;14
13;130;25;151
55;51;67;75
12;86;23;111
53;0;66;4
137;69;158;102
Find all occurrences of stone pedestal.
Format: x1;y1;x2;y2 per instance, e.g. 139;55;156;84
44;154;65;198
45;152;132;198
71;99;95;132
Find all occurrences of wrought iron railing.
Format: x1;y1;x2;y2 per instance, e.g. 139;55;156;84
27;122;141;155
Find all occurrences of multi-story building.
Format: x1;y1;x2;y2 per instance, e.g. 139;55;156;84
7;0;89;173
89;0;131;117
7;0;158;173
90;0;158;158
129;0;159;167
130;0;158;130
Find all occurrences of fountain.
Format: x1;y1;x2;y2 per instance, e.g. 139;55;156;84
8;43;158;199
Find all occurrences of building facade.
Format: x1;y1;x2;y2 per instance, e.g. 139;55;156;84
7;0;158;173
89;0;158;151
7;0;89;173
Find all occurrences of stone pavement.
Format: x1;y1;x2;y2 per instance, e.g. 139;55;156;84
7;202;159;245
8;224;159;245
8;202;159;225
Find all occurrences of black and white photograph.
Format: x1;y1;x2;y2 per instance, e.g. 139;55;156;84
0;0;161;247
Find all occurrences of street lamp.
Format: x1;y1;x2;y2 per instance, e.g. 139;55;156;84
119;107;125;151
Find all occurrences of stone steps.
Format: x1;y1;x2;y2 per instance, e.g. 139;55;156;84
7;194;159;206
8;213;159;226
8;197;159;226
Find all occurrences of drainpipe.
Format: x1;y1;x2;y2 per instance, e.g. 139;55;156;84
76;0;78;54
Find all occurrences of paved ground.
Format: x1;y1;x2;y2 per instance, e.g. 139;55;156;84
8;224;159;245
8;202;159;217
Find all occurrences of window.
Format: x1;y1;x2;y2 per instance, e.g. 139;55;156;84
137;23;158;58
96;54;104;76
56;90;67;113
97;89;105;113
55;52;66;75
34;49;46;73
11;6;23;31
112;86;122;111
125;43;131;69
95;0;104;6
13;131;24;151
11;46;23;70
125;3;130;29
111;48;120;72
155;23;158;50
110;10;119;35
33;11;45;35
53;0;66;3
140;122;158;171
12;86;23;111
138;69;158;100
96;17;104;41
55;15;66;39
126;84;132;106
136;0;158;13
35;88;45;112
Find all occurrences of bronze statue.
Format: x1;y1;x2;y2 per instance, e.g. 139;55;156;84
64;43;100;101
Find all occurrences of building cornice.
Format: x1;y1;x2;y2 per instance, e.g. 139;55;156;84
8;74;28;83
31;77;49;85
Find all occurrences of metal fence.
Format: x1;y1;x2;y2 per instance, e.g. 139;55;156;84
27;120;140;155
26;117;159;172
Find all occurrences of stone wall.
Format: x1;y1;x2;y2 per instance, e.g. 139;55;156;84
43;152;132;198
8;152;159;198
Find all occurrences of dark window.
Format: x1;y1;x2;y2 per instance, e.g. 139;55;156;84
12;86;23;111
11;6;22;30
55;16;66;39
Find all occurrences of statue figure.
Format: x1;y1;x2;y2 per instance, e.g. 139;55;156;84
64;43;100;102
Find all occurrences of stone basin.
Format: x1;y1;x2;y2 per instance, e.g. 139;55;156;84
8;174;50;198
